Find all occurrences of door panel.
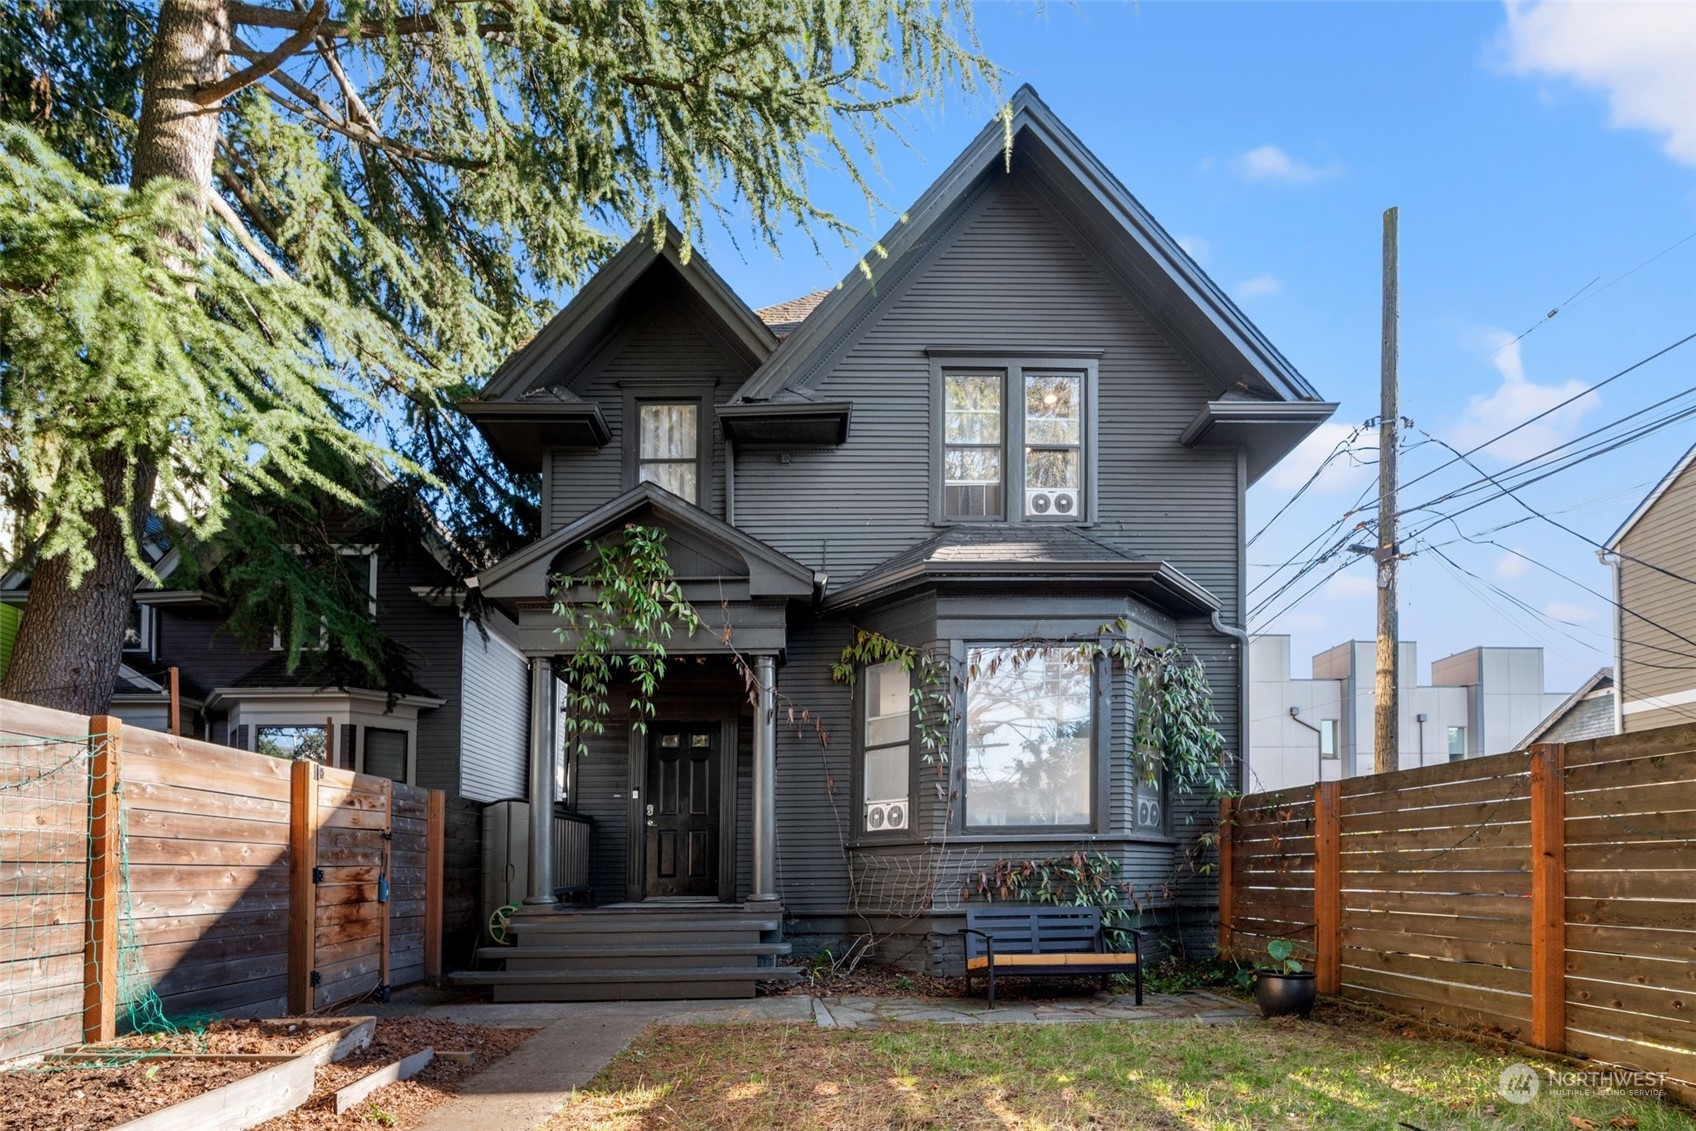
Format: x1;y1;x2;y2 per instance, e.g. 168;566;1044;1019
645;725;718;897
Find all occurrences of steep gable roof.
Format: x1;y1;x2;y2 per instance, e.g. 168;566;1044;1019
729;85;1326;410
1606;441;1696;551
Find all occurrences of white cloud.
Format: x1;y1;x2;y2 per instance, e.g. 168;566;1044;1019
1236;274;1282;299
1177;235;1211;263
1500;0;1696;165
1231;144;1340;184
1494;549;1531;579
1261;421;1374;495
1325;573;1378;601
1448;329;1600;461
1545;600;1599;622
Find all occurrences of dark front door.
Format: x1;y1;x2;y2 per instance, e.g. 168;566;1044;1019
644;724;719;897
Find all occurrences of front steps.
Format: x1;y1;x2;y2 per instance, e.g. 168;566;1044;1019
453;903;797;1002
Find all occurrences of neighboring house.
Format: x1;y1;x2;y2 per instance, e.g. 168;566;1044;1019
0;520;533;960
1519;668;1616;747
1605;443;1696;733
456;85;1333;997
1249;636;1571;793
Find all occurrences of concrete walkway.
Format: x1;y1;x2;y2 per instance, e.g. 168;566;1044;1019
365;988;1253;1131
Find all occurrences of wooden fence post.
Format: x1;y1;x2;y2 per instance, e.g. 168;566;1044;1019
288;758;319;1015
379;779;392;1000
1530;742;1567;1053
83;716;122;1043
1313;780;1341;996
423;791;445;983
1217;797;1236;955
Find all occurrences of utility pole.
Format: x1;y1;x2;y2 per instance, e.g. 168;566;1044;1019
1375;207;1400;776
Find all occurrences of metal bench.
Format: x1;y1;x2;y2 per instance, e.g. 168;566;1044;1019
961;906;1141;1008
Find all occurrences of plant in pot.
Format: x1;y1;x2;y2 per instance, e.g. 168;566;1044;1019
1253;938;1316;1019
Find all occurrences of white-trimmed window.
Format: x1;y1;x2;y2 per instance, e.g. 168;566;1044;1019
934;357;1095;523
272;547;378;650
964;645;1094;828
861;661;911;833
362;726;410;783
636;402;700;504
256;724;327;761
123;602;155;656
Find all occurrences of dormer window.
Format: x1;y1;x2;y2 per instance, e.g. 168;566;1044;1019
932;355;1096;524
636;402;700;504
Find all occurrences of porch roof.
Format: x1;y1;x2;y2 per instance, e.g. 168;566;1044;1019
472;482;820;604
821;526;1219;615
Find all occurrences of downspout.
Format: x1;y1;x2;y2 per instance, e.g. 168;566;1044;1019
725;436;736;525
1212;607;1251;793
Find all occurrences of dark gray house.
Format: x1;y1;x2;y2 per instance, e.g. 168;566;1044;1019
455;86;1333;999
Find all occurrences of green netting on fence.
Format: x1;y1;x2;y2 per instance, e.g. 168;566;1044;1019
0;732;207;1069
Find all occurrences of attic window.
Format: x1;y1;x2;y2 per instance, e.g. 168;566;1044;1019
637;402;699;504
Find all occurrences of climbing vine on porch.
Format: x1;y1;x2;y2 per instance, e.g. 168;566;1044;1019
551;524;700;762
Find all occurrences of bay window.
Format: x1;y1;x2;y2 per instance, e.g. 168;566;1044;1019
964;645;1094;828
861;661;911;832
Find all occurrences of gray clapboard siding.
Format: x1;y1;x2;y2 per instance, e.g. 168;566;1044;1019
1616;460;1696;731
546;272;754;532
458;617;530;803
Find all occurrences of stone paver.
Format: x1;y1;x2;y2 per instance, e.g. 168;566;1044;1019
356;986;1253;1130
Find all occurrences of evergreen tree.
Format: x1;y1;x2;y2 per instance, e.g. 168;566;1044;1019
0;0;994;712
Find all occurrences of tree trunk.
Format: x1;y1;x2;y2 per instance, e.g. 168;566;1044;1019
0;0;226;715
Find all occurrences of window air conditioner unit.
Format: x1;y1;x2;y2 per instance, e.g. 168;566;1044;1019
865;799;908;831
1026;488;1079;517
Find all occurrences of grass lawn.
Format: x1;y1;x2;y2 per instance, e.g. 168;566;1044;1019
545;1003;1693;1130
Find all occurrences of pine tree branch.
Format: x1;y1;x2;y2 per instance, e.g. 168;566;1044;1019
200;0;327;105
227;0;509;40
208;187;289;281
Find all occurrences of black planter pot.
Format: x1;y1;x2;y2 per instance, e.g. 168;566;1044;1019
1255;970;1316;1018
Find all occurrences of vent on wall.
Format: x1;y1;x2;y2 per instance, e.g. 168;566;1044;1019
865;799;908;831
1025;488;1078;517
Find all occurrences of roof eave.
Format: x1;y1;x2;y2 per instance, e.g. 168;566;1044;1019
459;400;612;473
822;559;1219;616
1605;440;1696;551
1180;399;1340;485
717;401;852;446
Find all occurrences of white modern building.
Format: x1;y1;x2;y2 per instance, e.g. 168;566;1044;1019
1249;636;1572;793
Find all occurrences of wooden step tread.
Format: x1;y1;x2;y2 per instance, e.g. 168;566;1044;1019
453;966;800;985
477;942;791;961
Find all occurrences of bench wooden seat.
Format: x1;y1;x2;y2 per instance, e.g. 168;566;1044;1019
961;906;1141;1008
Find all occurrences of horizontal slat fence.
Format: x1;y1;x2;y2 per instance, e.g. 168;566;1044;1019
0;700;446;1062
1223;722;1696;1092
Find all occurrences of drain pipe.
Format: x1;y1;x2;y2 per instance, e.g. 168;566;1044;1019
1211;609;1251;794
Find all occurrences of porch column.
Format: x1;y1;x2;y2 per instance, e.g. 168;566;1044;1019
523;658;557;906
749;653;780;906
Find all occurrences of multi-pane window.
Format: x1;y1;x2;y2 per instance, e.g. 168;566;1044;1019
1023;371;1082;518
1319;720;1339;760
943;372;1003;519
964;645;1093;827
1447;726;1467;762
861;662;911;832
937;360;1091;522
256;725;326;762
123;602;154;654
637;402;699;504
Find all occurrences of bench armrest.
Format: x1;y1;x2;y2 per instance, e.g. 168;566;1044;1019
960;927;996;963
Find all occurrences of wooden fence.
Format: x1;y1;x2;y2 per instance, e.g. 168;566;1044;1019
0;700;449;1061
1221;722;1696;1089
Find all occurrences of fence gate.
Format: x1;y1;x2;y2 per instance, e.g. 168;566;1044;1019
292;763;392;1011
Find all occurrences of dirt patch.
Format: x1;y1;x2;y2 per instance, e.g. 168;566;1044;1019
774;957;1122;1003
0;1059;267;1131
251;1019;536;1130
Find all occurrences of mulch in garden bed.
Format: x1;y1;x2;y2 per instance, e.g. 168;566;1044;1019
0;1019;534;1131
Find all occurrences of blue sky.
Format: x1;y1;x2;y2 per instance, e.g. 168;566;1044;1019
690;1;1696;695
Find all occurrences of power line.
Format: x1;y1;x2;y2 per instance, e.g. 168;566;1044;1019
1395;331;1696;501
1246;426;1366;549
